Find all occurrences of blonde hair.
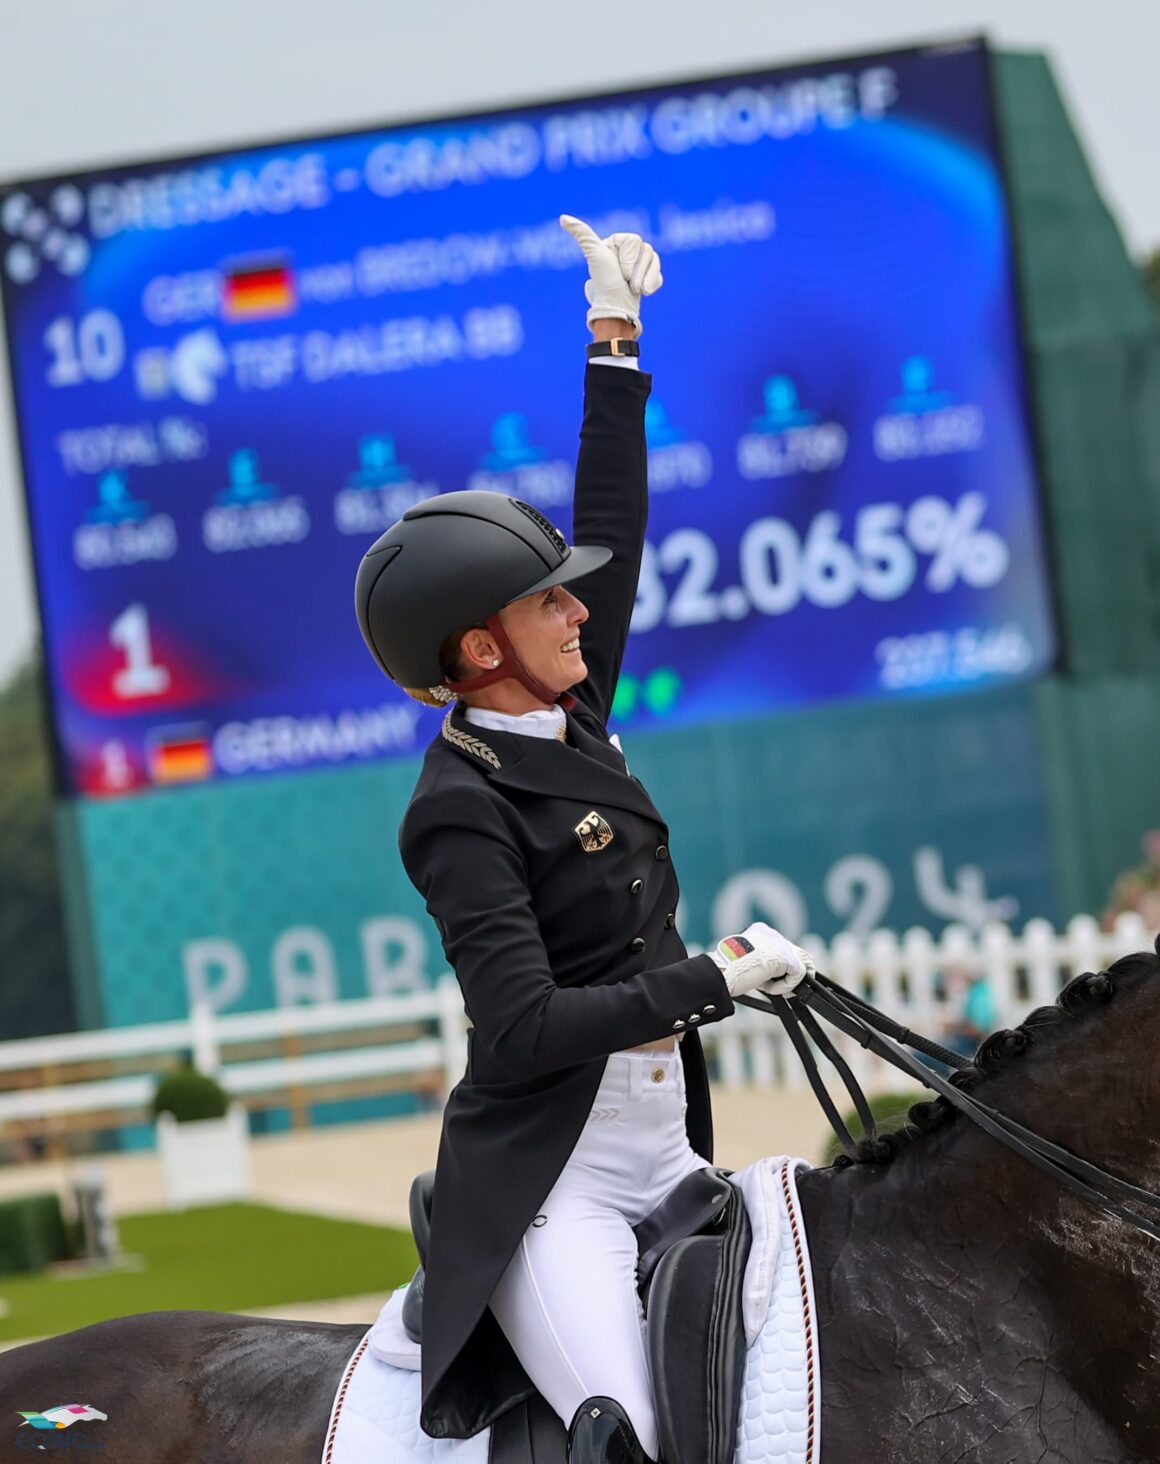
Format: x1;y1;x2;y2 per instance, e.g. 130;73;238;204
400;625;481;708
403;686;457;709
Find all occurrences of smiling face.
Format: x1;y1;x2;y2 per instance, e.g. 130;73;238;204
498;583;590;696
453;581;591;711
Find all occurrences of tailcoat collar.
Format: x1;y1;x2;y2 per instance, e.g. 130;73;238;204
439;706;661;822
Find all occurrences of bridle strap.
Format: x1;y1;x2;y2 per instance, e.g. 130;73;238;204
792;998;879;1142
772;998;862;1158
788;996;883;1155
739;975;1160;1244
811;973;972;1071
801;977;1160;1215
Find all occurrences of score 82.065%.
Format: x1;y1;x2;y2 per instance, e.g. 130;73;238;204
629;493;1010;633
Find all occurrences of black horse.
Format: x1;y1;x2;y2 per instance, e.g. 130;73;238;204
2;939;1158;1463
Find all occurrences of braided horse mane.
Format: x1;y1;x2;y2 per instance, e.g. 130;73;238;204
832;932;1160;1168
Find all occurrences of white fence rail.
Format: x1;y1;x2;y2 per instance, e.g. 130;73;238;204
0;914;1152;1142
703;912;1154;1095
0;982;468;1134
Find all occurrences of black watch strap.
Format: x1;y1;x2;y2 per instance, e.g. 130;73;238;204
586;338;640;359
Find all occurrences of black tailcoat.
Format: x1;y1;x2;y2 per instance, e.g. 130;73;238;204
399;365;733;1440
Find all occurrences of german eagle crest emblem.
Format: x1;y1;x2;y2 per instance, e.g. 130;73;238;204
573;810;615;853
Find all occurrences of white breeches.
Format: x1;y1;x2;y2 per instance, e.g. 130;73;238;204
488;1048;710;1459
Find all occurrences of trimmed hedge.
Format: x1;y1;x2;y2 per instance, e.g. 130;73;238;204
0;1193;72;1275
151;1064;229;1123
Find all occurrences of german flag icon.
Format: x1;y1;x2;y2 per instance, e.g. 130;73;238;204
148;725;214;785
222;255;296;321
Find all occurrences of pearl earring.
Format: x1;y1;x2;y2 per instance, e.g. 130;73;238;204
491;658;501;667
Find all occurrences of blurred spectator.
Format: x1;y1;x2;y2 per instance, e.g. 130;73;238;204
1101;831;1160;931
941;964;997;1059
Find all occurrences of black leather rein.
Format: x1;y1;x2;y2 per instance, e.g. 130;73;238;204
737;974;1160;1244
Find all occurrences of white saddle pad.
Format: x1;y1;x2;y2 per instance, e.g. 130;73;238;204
322;1156;820;1464
732;1157;820;1464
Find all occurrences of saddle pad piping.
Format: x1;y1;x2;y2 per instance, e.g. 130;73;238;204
778;1160;818;1464
323;1331;371;1464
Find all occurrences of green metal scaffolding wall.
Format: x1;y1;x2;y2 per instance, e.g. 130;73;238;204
995;51;1160;917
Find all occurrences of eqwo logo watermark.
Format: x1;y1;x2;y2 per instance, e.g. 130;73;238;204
15;1405;108;1452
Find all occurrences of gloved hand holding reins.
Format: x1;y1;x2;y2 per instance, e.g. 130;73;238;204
560;214;663;335
708;921;816;1000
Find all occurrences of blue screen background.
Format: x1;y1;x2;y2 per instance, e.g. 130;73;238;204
0;40;1056;797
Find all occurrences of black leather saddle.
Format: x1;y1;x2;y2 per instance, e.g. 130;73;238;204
402;1167;752;1464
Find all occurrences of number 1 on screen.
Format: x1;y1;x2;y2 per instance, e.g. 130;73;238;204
110;604;171;698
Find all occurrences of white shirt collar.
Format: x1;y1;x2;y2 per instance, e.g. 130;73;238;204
463;704;566;740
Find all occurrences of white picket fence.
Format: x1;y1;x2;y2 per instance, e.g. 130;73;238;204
0;913;1152;1145
705;911;1154;1094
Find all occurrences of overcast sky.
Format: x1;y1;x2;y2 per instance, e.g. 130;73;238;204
1;0;1156;685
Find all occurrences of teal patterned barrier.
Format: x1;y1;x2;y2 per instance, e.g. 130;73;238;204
66;682;1059;1028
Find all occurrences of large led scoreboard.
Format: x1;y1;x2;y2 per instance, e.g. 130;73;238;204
0;39;1073;1034
3;39;1055;801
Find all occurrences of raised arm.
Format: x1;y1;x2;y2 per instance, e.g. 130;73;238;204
569;354;651;722
558;216;663;724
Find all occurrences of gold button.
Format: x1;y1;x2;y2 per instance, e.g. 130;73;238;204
651;1068;665;1084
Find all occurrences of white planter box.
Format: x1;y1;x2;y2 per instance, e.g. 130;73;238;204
156;1104;251;1210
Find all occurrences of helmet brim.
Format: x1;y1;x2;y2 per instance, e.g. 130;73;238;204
506;543;613;605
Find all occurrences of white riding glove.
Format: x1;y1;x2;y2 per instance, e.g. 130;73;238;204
707;922;816;999
559;214;663;336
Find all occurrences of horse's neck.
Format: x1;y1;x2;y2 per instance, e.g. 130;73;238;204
972;1043;1160;1438
797;1058;1160;1460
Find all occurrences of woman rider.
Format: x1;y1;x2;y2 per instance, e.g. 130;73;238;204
354;215;816;1463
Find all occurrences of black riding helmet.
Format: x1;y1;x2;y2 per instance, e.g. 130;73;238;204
354;490;611;692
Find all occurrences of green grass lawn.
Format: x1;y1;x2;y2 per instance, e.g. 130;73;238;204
0;1204;417;1342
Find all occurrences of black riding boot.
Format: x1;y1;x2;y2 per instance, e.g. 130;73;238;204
567;1397;655;1463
